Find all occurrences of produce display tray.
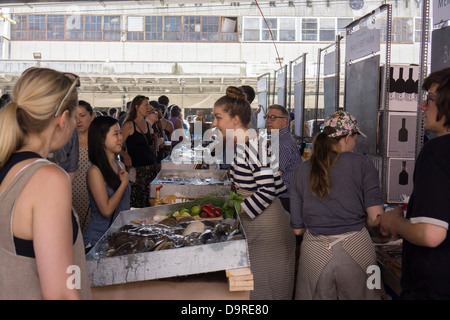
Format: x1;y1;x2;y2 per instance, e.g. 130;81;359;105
85;203;249;288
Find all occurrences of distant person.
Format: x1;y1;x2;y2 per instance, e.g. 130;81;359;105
158;95;170;120
72;100;95;233
108;107;118;118
264;104;302;213
120;96;158;208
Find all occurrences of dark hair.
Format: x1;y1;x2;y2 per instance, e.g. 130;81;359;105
309;126;356;200
108;107;117;116
239;85;256;104
78;100;93;115
423;67;450;129
268;104;289;119
124;95;148;123
170;104;181;117
214;86;252;127
88;116;121;190
158;95;169;106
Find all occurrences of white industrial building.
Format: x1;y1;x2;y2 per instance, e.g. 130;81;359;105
0;0;424;116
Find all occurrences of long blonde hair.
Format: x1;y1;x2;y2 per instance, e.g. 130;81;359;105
0;67;78;168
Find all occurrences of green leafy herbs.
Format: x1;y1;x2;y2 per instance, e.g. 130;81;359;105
221;192;244;219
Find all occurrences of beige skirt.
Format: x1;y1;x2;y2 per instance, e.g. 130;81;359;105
238;189;296;300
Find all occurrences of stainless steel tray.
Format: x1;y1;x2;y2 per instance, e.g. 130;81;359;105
85;203;249;287
150;169;230;199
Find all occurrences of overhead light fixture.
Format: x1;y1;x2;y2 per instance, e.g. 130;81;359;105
33;52;41;59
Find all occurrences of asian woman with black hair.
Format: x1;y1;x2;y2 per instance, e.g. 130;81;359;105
83;116;130;250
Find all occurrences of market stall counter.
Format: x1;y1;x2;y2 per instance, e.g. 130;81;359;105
86;201;252;300
370;227;402;298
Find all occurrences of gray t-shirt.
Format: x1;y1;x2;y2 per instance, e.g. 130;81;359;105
290;152;383;236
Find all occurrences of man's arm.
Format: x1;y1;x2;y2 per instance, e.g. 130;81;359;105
380;206;447;248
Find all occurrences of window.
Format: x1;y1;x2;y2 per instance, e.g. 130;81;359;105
28;15;46;40
302;18;317;41
393;18;413;43
414;18;422;43
337;18;353;36
243;17;260;41
145;16;163;40
47;15;65;40
320;18;335;41
11;15;27;39
84;16;102;40
127;16;144;41
221;17;238;41
164;16;182;41
279;18;295;41
202;16;219;41
262;18;277;41
184;16;201;41
9;14;236;42
66;15;83;40
104;16;121;40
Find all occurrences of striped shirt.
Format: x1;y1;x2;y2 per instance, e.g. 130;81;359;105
231;136;287;219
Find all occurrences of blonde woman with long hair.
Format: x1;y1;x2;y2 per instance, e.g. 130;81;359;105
0;67;91;299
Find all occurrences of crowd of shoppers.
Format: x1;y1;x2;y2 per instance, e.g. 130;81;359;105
1;66;449;301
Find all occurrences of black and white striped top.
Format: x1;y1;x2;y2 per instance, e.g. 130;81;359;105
231;136;286;219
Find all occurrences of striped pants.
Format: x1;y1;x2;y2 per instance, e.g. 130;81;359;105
295;228;385;300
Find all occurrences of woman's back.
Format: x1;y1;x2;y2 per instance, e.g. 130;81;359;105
291;152;382;236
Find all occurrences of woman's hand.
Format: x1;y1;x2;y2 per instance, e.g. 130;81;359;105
119;169;129;185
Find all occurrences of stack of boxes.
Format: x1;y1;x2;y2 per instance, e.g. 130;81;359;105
384;64;419;203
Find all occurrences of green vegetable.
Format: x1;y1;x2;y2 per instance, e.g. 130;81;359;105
221;192;244;219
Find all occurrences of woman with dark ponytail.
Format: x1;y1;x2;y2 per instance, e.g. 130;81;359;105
290;110;385;300
213;86;295;300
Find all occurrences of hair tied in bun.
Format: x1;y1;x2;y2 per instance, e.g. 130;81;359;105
226;86;247;101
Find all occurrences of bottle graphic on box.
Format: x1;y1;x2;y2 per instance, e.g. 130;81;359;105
389;67;396;100
395;67;406;101
399;161;408;185
405;68;417;102
398;118;408;142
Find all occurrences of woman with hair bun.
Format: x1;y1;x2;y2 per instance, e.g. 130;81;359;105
290;110;385;300
213;86;296;300
0;67;91;299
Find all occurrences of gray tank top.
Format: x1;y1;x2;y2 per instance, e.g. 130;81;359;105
0;159;92;299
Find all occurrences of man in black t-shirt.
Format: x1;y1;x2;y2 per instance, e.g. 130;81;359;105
380;68;450;299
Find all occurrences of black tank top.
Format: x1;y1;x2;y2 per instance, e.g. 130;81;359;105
0;152;78;258
126;121;157;166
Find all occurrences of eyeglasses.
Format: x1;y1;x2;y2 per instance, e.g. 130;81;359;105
54;73;80;117
425;93;436;106
263;115;286;121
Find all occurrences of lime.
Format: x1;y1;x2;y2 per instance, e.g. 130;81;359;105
190;205;201;216
180;209;189;215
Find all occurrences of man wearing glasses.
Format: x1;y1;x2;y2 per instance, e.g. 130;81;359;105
264;104;302;213
380;68;450;299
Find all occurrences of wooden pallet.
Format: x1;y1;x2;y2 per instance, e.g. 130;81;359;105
226;267;254;292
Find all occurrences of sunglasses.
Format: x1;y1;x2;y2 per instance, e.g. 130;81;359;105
54;73;80;117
